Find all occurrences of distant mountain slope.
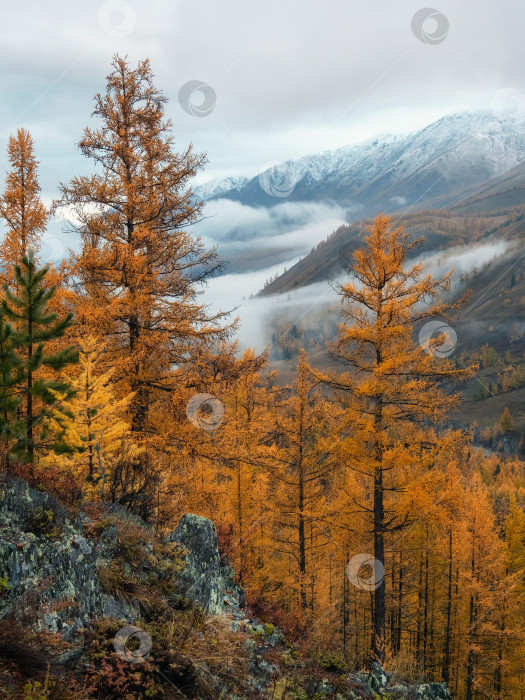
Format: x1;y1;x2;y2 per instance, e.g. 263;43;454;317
258;208;525;296
451;160;525;214
196;112;525;216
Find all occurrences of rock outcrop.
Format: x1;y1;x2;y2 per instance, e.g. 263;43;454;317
0;479;108;637
0;481;241;636
166;512;238;616
0;479;152;637
345;662;452;699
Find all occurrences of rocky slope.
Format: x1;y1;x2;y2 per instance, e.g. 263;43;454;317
0;477;452;699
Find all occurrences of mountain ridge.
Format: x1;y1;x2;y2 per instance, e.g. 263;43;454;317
196;111;525;216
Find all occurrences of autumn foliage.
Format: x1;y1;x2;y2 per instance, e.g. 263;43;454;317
0;56;523;700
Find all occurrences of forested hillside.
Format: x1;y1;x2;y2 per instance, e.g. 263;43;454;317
0;57;523;700
259;209;523;296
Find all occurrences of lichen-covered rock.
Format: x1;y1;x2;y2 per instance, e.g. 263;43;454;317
407;683;452;699
0;478;138;637
368;660;388;693
344;664;452;699
0;484;234;639
0;477;70;531
166;512;227;615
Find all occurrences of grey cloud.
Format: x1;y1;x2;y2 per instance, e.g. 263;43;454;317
201;199;346;246
0;0;522;193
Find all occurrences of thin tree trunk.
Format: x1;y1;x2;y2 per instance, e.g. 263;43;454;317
329;554;333;606
423;530;429;672
373;394;385;664
236;463;244;583
298;458;307;610
443;528;453;684
466;593;476;700
342;559;348;655
495;601;505;697
429;569;435;678
390;562;395;651
26;312;33;463
354;593;359;666
454;565;460;698
416;552;424;667
309;523;315;612
466;535;476;700
396;551;403;654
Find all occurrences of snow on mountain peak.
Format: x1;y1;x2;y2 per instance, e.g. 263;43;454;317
195;111;525;206
194;175;249;200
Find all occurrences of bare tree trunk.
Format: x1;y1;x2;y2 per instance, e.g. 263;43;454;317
298;460;307;610
466;536;476;700
423;530;429;672
396;550;403;654
236;463;244;583
443;529;453;684
373;394;385;664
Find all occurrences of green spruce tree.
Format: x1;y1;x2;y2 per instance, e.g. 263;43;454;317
0;311;24;470
2;251;78;461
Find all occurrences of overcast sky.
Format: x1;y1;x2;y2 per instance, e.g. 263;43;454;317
0;0;523;199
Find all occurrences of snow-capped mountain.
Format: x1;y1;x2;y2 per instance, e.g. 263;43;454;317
194;175;249;200
196;112;525;214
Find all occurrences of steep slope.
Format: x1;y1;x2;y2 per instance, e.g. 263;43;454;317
258;208;522;295
451;159;525;214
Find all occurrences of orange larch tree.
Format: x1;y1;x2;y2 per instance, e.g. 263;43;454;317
313;214;474;664
0;128;47;281
266;350;339;614
54;56;234;439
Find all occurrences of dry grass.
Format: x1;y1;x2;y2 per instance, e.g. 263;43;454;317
0;616;87;699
